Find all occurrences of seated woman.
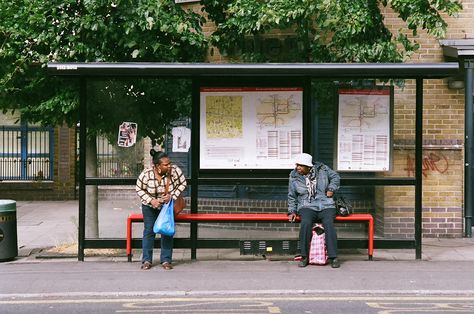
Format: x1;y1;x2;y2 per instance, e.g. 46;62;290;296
287;153;341;268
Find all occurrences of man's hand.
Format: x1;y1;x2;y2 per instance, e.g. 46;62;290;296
288;213;297;223
326;191;334;198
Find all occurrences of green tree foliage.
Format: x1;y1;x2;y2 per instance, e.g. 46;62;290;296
201;0;462;62
87;78;192;145
0;0;208;141
0;0;464;131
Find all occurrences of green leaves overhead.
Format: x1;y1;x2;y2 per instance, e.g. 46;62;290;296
202;0;462;62
0;0;463;143
1;0;208;64
86;78;192;146
0;0;208;139
388;0;462;37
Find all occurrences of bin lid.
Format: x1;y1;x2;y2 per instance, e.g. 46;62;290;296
0;200;16;212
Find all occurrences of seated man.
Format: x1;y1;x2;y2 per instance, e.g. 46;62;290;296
287;153;341;268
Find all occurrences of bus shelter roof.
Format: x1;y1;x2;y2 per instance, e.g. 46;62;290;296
48;62;459;79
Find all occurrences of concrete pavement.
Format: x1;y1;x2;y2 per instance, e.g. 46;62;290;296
10;200;474;262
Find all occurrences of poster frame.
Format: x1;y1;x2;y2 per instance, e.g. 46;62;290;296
194;77;311;179
334;85;394;172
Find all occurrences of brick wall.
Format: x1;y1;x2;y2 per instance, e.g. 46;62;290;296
376;147;464;238
378;2;473;238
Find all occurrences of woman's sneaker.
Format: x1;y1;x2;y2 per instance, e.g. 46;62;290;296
140;261;152;270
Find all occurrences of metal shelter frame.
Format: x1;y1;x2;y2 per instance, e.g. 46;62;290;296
48;62;459;261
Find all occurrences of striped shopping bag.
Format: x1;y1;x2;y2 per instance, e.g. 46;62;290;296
309;224;328;265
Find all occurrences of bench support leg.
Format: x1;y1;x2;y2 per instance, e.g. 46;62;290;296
368;216;374;261
127;217;132;262
191;222;198;260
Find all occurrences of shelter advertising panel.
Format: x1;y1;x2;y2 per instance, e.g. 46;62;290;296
336;87;392;172
200;87;303;169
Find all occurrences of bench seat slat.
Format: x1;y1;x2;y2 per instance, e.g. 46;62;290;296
129;212;373;222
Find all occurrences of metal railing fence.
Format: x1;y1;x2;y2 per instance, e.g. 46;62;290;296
0;125;54;181
75;133;144;179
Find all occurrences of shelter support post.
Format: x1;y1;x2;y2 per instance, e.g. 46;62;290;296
78;78;87;261
465;59;474;238
415;78;423;259
190;79;200;260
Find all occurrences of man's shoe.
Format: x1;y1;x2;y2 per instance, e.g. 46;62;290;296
330;258;340;268
298;257;308;267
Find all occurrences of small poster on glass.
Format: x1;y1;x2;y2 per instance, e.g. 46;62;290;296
117;122;137;147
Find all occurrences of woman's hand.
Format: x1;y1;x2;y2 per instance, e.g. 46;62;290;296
150;198;162;209
288;213;297;223
162;194;171;203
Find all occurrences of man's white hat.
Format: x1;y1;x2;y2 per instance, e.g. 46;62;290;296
295;153;313;167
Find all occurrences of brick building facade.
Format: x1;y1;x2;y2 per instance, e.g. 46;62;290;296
2;1;473;239
195;2;473;239
377;3;473;238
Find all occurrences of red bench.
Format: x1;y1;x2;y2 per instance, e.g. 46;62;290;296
126;212;374;262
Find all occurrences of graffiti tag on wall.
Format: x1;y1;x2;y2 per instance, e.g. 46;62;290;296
404;152;449;177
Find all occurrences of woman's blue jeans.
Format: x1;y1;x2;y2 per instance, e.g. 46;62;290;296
141;204;173;264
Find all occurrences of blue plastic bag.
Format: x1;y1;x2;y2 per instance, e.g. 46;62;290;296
153;199;175;236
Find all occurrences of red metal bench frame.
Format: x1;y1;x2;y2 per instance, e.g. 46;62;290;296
126;212;374;262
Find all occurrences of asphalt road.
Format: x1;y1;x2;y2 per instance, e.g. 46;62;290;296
2;294;474;314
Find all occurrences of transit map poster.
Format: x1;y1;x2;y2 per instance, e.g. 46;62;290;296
336;88;392;172
200;87;303;169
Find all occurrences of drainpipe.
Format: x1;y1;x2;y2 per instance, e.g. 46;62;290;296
465;59;474;238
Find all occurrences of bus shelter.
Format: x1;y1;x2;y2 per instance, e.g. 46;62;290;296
48;62;460;261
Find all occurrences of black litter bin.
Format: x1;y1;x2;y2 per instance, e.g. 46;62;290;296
0;200;18;261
